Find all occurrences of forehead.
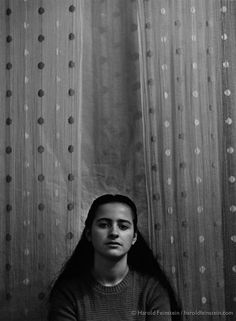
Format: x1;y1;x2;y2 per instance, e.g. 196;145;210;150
95;202;133;221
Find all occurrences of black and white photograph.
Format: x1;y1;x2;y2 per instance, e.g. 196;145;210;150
0;1;235;320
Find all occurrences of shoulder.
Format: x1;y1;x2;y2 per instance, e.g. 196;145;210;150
130;270;170;308
131;269;162;288
48;275;89;321
50;274;91;301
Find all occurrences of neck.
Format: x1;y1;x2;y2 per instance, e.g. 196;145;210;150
92;254;129;286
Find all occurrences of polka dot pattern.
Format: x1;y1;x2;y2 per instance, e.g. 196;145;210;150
219;1;236;315
141;0;234;315
1;0;235;318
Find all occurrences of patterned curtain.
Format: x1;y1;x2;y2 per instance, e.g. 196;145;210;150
0;1;235;321
137;0;235;319
0;1;147;320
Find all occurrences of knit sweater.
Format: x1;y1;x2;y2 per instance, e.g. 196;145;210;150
48;269;172;321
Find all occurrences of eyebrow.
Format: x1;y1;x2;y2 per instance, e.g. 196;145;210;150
96;218;132;225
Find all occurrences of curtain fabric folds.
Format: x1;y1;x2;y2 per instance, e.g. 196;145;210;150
0;1;235;320
137;0;236;318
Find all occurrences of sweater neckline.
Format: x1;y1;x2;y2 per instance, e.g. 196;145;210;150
88;269;132;294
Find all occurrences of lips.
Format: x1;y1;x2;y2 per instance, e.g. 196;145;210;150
106;242;122;246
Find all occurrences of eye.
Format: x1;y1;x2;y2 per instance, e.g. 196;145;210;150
98;222;109;228
118;224;130;230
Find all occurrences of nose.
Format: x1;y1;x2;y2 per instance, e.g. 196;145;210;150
108;224;119;238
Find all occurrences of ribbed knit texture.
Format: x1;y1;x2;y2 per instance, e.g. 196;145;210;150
48;269;172;321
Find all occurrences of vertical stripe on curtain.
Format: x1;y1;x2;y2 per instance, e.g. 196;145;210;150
221;0;236;317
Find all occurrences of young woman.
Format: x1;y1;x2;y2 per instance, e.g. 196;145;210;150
48;194;182;320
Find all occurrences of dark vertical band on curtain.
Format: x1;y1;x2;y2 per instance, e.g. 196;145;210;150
4;0;11;307
221;0;236;319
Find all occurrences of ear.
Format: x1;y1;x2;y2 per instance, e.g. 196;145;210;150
132;232;137;245
85;229;91;242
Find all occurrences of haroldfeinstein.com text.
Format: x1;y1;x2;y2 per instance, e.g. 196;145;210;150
131;310;234;316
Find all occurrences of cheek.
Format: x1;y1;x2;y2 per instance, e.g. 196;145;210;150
123;232;135;244
91;229;105;243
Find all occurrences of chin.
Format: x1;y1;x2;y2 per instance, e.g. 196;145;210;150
104;251;127;260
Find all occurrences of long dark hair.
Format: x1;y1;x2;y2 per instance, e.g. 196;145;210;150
49;194;182;320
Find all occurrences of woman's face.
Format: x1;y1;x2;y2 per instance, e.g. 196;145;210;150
87;202;137;261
